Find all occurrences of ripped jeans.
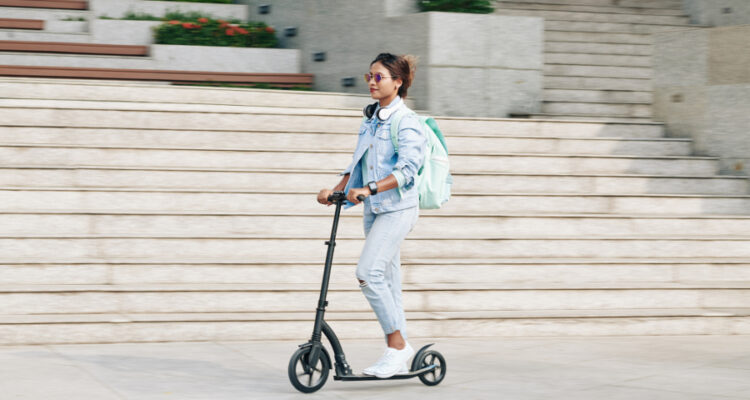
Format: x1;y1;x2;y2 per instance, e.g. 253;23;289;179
356;205;419;343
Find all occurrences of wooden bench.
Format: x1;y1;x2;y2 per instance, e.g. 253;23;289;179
0;18;44;30
0;65;314;88
0;40;149;56
0;0;87;9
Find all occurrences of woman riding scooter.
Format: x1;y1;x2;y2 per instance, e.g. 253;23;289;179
317;53;426;379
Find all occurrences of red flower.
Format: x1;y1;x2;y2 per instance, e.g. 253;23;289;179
225;28;235;36
237;27;248;35
198;17;209;23
182;22;192;28
219;22;229;28
168;20;180;25
265;26;274;33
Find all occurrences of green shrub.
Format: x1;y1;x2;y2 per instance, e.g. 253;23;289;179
154;16;277;48
163;11;240;24
418;0;494;13
122;12;162;21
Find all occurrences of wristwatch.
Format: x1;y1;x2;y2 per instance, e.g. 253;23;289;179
367;181;378;195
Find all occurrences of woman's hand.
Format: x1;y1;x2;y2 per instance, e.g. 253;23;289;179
347;187;370;205
317;189;334;205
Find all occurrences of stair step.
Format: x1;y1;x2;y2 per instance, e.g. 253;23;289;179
544;64;652;79
0;53;154;72
0;40;148;56
1;282;749;315
0;98;360;116
0;64;313;87
545;30;652;44
1;166;746;194
0;18;43;30
495;1;686;16
530;113;656;123
0;103;667;138
0;127;691;156
2;188;749;215
544;20;703;34
3;212;749;237
545;75;652;91
0;30;91;42
544;88;653;104
546;52;652;67
0;77;370;108
494;0;684;10
494;8;691;25
0;144;718;175
4;260;750;286
8;281;750;292
0;0;86;10
3;236;750;262
2;309;748;344
547;41;652;56
542;101;653;118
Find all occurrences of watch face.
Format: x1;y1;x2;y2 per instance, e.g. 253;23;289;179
369;182;377;194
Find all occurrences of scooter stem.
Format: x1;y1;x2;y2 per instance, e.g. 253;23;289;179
311;191;346;342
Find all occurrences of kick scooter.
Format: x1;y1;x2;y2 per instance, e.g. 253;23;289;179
287;191;446;393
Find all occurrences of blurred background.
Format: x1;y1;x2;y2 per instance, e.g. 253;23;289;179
0;0;749;345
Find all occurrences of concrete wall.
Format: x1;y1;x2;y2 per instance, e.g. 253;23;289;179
683;0;750;26
239;0;543;117
653;24;750;175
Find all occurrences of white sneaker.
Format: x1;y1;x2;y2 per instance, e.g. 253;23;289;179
362;348;388;376
363;359;407;376
363;346;412;376
372;342;414;379
363;347;406;376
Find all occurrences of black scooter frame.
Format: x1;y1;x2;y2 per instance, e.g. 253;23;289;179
297;191;437;381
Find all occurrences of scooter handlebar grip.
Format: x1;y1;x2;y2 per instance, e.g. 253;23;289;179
327;191;347;203
356;195;366;202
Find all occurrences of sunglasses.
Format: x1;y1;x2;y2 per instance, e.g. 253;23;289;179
364;73;397;83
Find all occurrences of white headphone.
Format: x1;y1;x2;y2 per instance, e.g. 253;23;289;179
363;101;402;121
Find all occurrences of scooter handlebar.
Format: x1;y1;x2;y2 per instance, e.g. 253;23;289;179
326;191;366;203
327;191;347;203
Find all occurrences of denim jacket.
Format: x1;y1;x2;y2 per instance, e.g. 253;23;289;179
340;96;426;214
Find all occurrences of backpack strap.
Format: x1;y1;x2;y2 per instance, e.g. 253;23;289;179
389;107;415;153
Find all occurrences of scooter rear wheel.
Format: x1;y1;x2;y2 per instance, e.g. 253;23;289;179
416;350;446;386
288;346;330;393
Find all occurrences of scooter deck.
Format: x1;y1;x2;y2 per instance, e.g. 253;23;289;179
333;364;437;381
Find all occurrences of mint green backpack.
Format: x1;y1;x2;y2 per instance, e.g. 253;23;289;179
390;109;452;209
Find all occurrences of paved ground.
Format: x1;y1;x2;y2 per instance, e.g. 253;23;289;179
1;335;749;399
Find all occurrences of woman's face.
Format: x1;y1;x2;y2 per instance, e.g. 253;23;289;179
368;61;402;104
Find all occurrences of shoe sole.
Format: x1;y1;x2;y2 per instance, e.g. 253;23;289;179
374;366;409;379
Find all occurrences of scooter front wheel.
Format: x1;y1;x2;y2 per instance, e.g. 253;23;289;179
288;346;330;393
416;350;446;386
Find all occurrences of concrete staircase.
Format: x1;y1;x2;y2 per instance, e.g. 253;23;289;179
494;0;702;122
1;77;749;344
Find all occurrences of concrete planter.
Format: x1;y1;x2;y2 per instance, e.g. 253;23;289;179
683;0;750;26
243;0;544;117
149;44;300;73
654;24;750;176
91;19;161;45
90;0;248;20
